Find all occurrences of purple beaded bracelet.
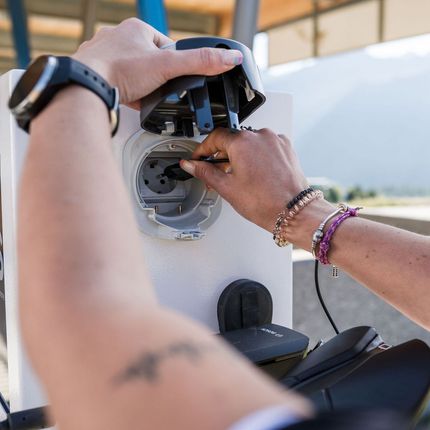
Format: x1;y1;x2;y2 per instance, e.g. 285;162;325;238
318;207;361;265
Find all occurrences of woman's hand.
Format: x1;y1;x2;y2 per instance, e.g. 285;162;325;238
72;18;243;108
180;128;310;232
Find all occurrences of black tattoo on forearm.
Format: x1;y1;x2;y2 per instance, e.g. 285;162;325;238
113;341;214;385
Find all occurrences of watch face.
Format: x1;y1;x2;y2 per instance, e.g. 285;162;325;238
8;55;53;110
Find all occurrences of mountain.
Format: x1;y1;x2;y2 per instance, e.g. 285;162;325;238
262;35;430;194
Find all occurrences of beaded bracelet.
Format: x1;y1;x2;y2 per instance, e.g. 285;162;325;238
273;187;314;246
317;206;362;276
287;187;314;209
273;189;324;247
273;188;313;244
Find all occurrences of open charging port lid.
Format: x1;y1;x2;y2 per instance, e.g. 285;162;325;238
139;37;266;137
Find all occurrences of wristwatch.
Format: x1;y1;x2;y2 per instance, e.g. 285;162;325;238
8;55;120;136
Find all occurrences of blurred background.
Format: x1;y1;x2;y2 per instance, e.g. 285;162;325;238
0;0;430;397
2;1;430;201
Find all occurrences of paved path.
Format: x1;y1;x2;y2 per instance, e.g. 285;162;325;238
293;259;430;347
292;206;430;346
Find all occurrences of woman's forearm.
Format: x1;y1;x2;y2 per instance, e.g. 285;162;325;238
288;199;430;329
19;86;156;311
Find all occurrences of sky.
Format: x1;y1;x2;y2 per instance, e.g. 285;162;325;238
251;33;430;194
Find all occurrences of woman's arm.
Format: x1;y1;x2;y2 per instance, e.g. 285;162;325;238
185;128;430;329
19;19;311;430
289;198;430;328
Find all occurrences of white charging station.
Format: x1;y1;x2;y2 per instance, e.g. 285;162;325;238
0;69;293;418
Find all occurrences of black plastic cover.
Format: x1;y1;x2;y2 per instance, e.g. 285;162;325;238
282;337;430;421
3;406;51;429
217;279;273;333
283;326;379;387
220;323;309;365
140;37;266;137
286;410;411;430
309;340;430;418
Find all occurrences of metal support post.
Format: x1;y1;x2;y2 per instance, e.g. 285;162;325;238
81;0;98;43
232;0;260;49
378;0;386;43
312;0;319;57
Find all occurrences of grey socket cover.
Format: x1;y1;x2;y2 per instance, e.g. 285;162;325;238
122;129;222;240
139;37;266;137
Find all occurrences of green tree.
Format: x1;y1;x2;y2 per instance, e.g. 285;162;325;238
346;186;378;201
326;187;342;203
345;186;364;201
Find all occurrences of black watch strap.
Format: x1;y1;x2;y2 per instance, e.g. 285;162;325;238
57;56;120;136
57;56;116;111
11;56;120;136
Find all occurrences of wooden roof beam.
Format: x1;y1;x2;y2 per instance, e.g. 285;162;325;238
258;0;313;30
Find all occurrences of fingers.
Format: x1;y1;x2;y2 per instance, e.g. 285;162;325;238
213;150;229;160
192;128;239;159
95;25;115;34
162;47;243;81
117;17;172;47
126;100;141;110
152;29;174;48
180;160;231;196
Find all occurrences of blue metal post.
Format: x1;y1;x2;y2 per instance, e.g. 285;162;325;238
6;0;31;68
136;0;168;35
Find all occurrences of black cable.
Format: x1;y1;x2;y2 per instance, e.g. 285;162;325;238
314;260;339;334
0;392;9;415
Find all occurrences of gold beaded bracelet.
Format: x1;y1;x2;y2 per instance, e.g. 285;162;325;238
273;190;324;247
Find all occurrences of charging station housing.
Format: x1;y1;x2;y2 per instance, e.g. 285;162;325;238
0;70;293;422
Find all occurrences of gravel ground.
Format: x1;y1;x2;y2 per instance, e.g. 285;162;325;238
293;259;430;348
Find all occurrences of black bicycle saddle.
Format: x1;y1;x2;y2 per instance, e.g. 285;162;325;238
281;326;430;421
285;410;411;430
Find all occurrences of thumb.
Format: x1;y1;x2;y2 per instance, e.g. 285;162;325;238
180;160;230;195
164;48;243;80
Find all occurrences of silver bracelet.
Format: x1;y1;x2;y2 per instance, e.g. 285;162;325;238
311;203;348;258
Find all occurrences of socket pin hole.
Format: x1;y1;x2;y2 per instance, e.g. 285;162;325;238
144;179;149;185
160;179;166;184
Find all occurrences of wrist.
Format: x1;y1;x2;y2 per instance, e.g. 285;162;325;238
31;85;109;134
71;53;113;86
285;199;336;251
